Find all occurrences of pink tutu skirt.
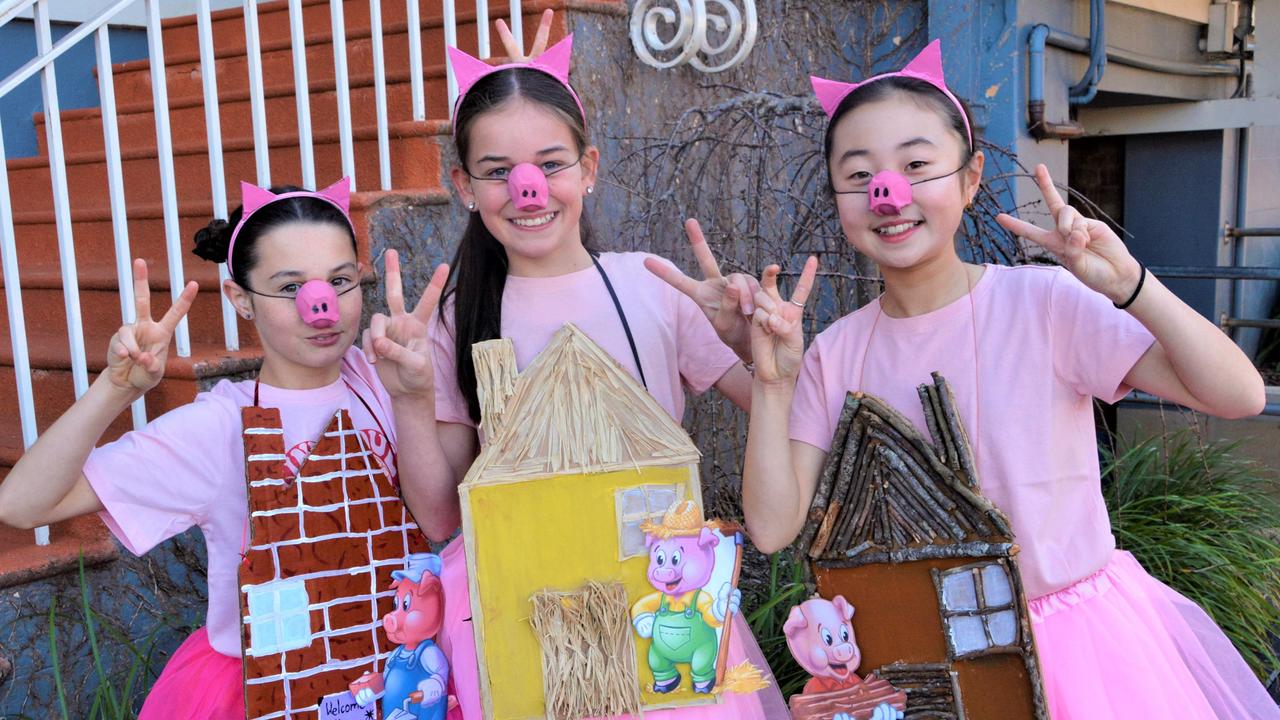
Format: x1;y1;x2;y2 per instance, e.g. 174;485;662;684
139;627;245;720
1030;550;1278;719
437;538;790;719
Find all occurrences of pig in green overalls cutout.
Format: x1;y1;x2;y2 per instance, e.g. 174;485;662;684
630;500;741;694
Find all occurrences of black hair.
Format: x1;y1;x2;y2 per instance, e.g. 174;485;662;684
442;67;595;424
822;75;977;186
191;185;357;287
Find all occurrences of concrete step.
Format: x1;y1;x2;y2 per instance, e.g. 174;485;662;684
3;186;450;270
119;2;543;107
0;339;260;449
155;0;486;62
9;120;448;217
0;262;249;352
0;187;450;347
39;68;453;156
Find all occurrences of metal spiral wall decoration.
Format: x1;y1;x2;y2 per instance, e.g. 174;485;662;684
629;0;758;72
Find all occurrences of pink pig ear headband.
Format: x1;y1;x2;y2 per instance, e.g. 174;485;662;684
447;35;585;132
810;39;972;150
227;177;359;331
226;177;355;277
811;40;974;212
447;37;590;215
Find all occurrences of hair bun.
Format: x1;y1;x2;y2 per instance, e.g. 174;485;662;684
191;218;232;263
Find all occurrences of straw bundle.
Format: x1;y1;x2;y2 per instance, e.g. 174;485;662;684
529;582;642;720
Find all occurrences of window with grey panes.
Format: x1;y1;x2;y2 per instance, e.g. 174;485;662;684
933;560;1021;659
614;484;684;559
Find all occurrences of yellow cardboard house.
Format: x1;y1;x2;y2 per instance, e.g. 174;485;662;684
460;324;718;720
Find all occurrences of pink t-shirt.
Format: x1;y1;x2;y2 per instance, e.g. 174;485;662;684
83;347;396;657
790;264;1155;599
430;251;740;426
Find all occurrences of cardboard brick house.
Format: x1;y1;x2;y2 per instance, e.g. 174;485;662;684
792;374;1048;720
459;324;735;720
239;405;430;719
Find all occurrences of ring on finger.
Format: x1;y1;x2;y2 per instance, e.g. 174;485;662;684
789;299;805;308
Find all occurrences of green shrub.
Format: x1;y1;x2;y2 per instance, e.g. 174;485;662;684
1104;430;1280;681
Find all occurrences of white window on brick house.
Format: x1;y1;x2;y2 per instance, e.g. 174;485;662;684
934;560;1020;659
615;484;684;559
246;578;313;656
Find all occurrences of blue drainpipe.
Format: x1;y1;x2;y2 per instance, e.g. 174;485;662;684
1069;0;1107;104
1027;24;1085;139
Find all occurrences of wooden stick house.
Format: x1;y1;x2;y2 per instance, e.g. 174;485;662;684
459;324;723;720
792;374;1048;720
239;406;430;718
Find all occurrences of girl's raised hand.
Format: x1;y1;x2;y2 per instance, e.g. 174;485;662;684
749;256;818;385
644;219;759;363
106;259;199;395
996;164;1143;304
364;250;449;399
495;8;553;62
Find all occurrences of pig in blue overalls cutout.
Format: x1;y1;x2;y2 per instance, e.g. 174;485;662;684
349;553;450;720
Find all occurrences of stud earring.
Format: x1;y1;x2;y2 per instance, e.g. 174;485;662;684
467;201;476;211
586;186;594;195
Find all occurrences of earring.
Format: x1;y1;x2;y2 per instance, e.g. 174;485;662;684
586;186;594;195
467;201;476;211
243;312;253;320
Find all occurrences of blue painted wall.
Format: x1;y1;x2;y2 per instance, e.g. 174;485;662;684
1123;131;1223;319
929;0;1021;261
0;20;148;159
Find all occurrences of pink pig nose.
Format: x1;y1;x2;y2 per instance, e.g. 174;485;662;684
868;170;913;216
508;162;549;212
830;642;856;663
653;567;680;583
383;613;401;634
295;279;339;329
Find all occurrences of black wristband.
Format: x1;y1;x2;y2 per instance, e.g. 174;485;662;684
1113;263;1146;310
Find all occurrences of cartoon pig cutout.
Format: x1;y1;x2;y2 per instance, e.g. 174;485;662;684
629;500;740;695
350;553;451;720
784;596;903;720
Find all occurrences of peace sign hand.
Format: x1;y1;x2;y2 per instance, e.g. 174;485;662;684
495;8;553;62
364;250;449;399
749;256;818;385
644;219;760;363
106;259;199;395
996;164;1142;304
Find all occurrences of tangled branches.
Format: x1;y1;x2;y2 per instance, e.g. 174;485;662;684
603;89;1076;526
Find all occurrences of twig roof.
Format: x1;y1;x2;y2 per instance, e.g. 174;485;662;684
796;373;1013;565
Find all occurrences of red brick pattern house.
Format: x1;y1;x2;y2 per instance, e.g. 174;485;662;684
240;405;428;718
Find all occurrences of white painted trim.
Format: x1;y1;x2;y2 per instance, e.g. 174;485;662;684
1079;97;1280;136
1110;0;1209;25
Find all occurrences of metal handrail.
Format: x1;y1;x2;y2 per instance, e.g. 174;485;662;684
1148;265;1280;281
0;0;35;30
0;0;135;97
0;0;530;553
198;0;240;352
1146;265;1280;339
288;0;316;190
1227;226;1280;238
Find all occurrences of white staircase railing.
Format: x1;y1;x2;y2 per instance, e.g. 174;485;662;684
0;0;521;547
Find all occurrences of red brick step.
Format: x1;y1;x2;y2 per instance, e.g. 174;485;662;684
12;120;447;217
